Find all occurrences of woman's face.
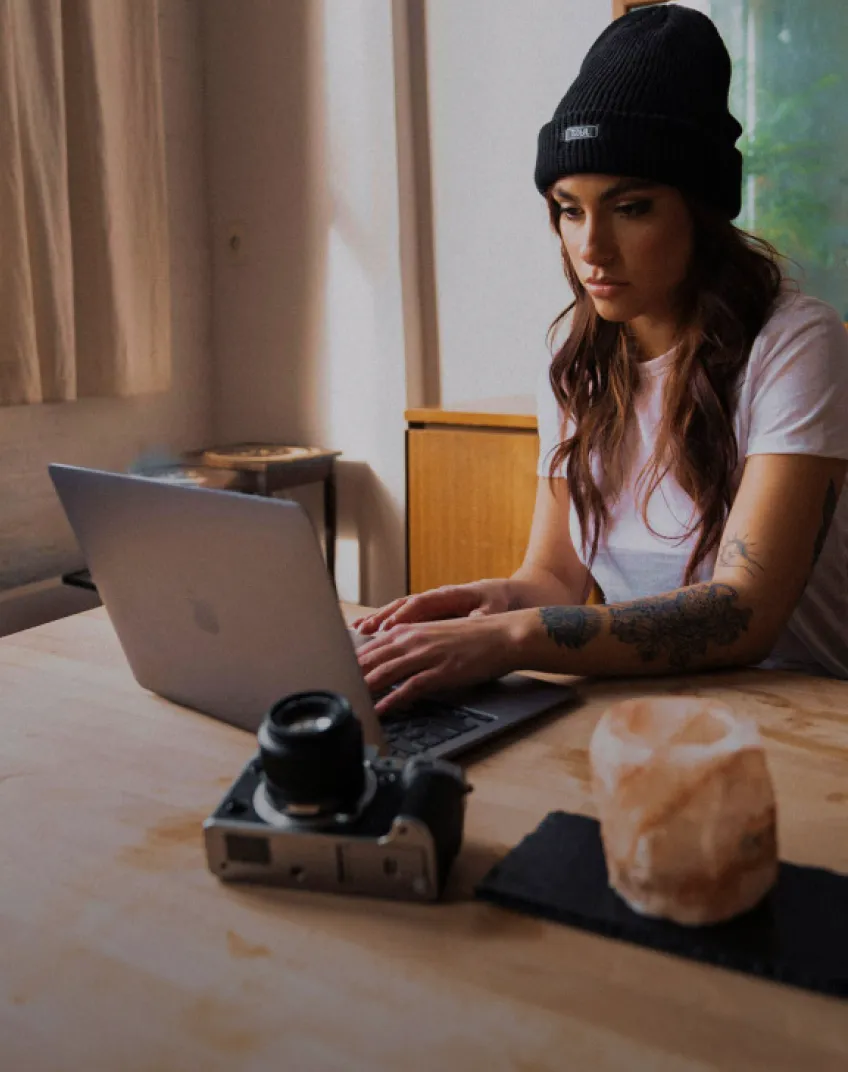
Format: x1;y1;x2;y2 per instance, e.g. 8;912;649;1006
552;173;694;333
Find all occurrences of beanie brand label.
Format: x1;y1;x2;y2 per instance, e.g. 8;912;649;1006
563;124;599;142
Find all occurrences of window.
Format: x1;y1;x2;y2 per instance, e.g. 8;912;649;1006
614;1;848;318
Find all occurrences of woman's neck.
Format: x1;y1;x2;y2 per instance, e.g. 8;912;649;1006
627;312;681;361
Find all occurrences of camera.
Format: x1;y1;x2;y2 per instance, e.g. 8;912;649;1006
204;690;471;900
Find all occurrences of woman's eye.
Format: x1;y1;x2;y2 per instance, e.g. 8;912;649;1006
616;199;652;217
559;205;583;221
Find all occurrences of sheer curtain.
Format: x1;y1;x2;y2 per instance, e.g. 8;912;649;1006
0;0;170;406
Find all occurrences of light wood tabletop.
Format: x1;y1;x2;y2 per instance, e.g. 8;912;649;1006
405;395;538;430
2;606;847;1071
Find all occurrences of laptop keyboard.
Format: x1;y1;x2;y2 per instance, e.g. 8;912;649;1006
379;698;495;757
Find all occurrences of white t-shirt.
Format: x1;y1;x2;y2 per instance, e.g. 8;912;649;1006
536;287;848;678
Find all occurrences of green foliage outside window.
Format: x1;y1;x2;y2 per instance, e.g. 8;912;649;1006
673;1;848;317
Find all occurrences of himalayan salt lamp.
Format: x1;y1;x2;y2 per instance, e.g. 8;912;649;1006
589;696;778;926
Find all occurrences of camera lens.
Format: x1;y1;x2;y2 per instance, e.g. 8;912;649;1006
258;691;365;816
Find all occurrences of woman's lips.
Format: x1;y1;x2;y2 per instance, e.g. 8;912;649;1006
584;279;629;299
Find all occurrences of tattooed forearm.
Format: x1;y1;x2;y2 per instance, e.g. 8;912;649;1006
812;479;838;569
539;605;604;649
609;583;752;671
507;596;523;611
717;534;765;577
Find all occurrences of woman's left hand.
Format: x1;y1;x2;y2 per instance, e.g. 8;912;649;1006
356;614;522;715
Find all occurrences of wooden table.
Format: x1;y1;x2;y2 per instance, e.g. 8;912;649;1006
2;608;847;1071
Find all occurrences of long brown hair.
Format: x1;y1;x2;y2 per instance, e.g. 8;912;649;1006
544;191;784;585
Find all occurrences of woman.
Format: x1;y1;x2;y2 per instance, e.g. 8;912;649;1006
355;5;848;714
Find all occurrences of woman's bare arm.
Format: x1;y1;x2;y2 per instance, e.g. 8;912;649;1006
507;476;593;608
503;454;846;675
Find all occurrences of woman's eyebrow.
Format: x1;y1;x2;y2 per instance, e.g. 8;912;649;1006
600;179;657;201
552;179;657;202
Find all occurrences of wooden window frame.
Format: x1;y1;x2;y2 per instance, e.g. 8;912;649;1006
612;0;671;19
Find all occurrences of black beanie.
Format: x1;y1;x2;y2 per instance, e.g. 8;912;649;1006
534;4;743;218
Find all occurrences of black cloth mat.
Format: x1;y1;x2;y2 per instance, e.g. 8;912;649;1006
475;811;848;998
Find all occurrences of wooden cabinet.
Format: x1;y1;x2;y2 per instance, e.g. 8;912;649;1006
405;398;538;594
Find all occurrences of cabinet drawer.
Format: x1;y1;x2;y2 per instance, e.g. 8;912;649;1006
407;426;539;593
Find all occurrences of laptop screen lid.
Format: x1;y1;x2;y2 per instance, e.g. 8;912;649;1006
48;464;381;745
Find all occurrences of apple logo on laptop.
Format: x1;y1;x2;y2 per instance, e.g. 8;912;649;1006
186;590;220;636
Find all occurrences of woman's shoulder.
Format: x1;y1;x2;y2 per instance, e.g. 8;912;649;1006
737;286;848;457
757;285;846;345
746;285;848;375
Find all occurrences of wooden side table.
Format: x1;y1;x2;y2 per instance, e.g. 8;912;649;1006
187;445;342;583
405;398;538;594
404;402;607;605
62;444;342;593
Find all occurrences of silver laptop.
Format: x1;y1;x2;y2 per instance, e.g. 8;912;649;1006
48;464;578;760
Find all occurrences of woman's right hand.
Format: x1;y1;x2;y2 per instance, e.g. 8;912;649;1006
351;579;517;635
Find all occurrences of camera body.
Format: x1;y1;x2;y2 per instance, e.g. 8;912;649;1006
204;691;470;900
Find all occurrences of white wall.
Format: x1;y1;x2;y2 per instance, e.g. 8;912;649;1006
0;0;607;608
0;0;213;590
199;0;607;605
425;0;609;405
203;0;409;606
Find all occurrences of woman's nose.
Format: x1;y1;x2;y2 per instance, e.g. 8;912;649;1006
580;218;615;266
